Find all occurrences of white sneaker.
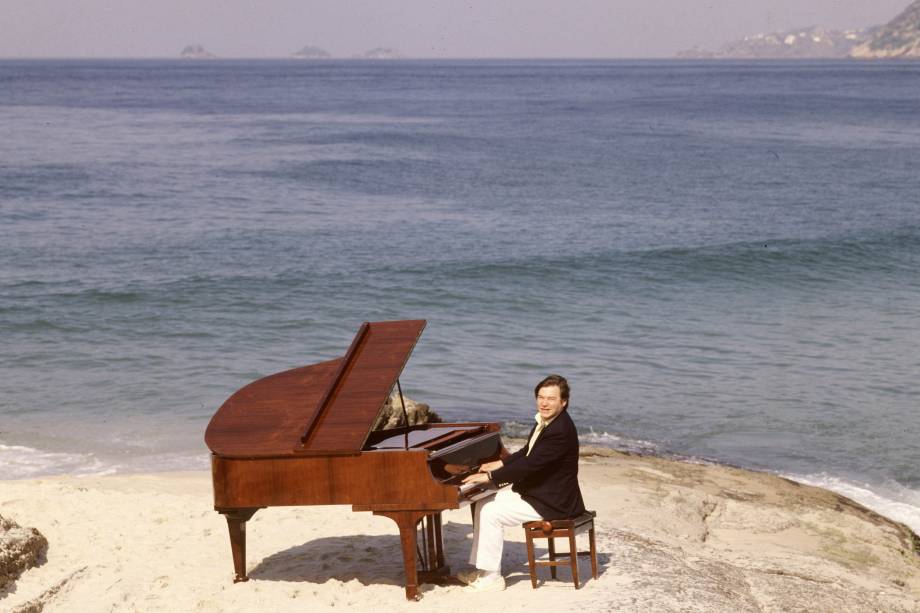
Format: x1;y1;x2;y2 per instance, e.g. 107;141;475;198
467;573;505;592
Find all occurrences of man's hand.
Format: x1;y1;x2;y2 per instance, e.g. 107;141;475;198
479;460;503;472
462;471;491;485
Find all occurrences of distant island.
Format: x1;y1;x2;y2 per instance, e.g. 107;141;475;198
352;47;403;60
179;45;216;59
175;44;405;60
678;0;920;59
287;45;404;60
291;45;331;59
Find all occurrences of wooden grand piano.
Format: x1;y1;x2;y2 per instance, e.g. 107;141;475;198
205;319;507;600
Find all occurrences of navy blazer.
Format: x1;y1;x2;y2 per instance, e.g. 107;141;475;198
489;409;586;520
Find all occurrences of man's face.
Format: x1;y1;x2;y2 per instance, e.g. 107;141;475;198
536;385;566;422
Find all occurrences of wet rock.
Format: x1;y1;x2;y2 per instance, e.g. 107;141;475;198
371;392;441;431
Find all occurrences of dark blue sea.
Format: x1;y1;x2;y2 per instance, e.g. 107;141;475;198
1;59;919;531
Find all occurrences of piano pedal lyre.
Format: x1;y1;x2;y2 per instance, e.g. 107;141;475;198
417;512;447;574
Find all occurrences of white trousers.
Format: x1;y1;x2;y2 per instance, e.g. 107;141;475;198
469;487;541;572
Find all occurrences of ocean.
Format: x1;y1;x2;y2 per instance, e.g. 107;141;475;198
1;59;919;532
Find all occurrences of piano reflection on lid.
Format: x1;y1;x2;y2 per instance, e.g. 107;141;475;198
204;319;510;601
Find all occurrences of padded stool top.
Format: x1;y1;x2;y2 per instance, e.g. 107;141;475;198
523;510;596;535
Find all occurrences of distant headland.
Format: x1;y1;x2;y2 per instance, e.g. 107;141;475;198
677;26;873;59
677;0;920;59
851;0;920;58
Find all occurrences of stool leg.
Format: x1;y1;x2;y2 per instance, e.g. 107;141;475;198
548;537;557;579
570;532;580;588
589;525;598;579
526;532;538;589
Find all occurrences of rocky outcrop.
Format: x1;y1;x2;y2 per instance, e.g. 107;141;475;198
292;45;331;59
850;1;920;58
0;514;47;590
678;26;872;59
569;445;920;612
371;392;440;430
353;47;403;60
179;45;216;59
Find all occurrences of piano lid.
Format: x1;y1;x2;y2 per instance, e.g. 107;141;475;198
205;319;427;458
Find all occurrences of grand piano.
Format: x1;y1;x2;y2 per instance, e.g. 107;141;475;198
205;319;507;600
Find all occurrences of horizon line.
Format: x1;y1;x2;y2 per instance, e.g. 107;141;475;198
0;55;898;62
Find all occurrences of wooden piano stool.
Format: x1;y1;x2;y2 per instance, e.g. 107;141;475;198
522;511;597;589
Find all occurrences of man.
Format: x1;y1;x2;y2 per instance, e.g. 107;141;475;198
460;374;586;591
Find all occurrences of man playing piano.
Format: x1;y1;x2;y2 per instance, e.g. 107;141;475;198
460;374;586;591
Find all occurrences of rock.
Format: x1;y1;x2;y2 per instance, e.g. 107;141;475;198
850;1;920;58
292;45;332;59
371;392;441;431
179;45;217;59
0;514;48;590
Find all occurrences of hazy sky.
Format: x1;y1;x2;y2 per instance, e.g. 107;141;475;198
0;0;911;59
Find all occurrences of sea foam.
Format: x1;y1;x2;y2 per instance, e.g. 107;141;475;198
0;443;115;479
782;472;920;535
0;442;210;480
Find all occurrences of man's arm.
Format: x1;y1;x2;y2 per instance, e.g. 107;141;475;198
480;441;527;473
479;459;504;472
462;456;511;484
487;426;570;484
461;425;534;485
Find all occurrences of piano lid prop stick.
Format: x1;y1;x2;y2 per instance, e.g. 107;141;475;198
396;379;410;450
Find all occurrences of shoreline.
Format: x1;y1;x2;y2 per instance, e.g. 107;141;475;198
4;434;920;537
2;449;918;612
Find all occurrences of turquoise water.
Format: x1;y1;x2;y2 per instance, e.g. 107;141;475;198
1;59;919;530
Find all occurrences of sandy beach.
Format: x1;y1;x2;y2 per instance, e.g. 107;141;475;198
2;446;918;613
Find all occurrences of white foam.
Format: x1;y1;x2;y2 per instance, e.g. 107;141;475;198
579;428;661;454
0;443;211;479
783;471;920;535
0;443;116;479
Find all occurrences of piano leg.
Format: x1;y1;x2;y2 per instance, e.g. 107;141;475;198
374;510;450;601
220;507;260;582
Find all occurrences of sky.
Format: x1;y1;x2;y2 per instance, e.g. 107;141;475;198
0;0;911;59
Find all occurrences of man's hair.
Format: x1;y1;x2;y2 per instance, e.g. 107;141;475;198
534;374;570;405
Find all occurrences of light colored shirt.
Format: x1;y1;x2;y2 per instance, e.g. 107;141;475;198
526;413;557;456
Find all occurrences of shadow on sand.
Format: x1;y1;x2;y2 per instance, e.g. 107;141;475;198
246;520;606;590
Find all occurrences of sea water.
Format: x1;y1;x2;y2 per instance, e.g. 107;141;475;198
1;59;919;532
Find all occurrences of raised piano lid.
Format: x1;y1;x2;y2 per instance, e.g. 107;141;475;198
205;319;427;458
